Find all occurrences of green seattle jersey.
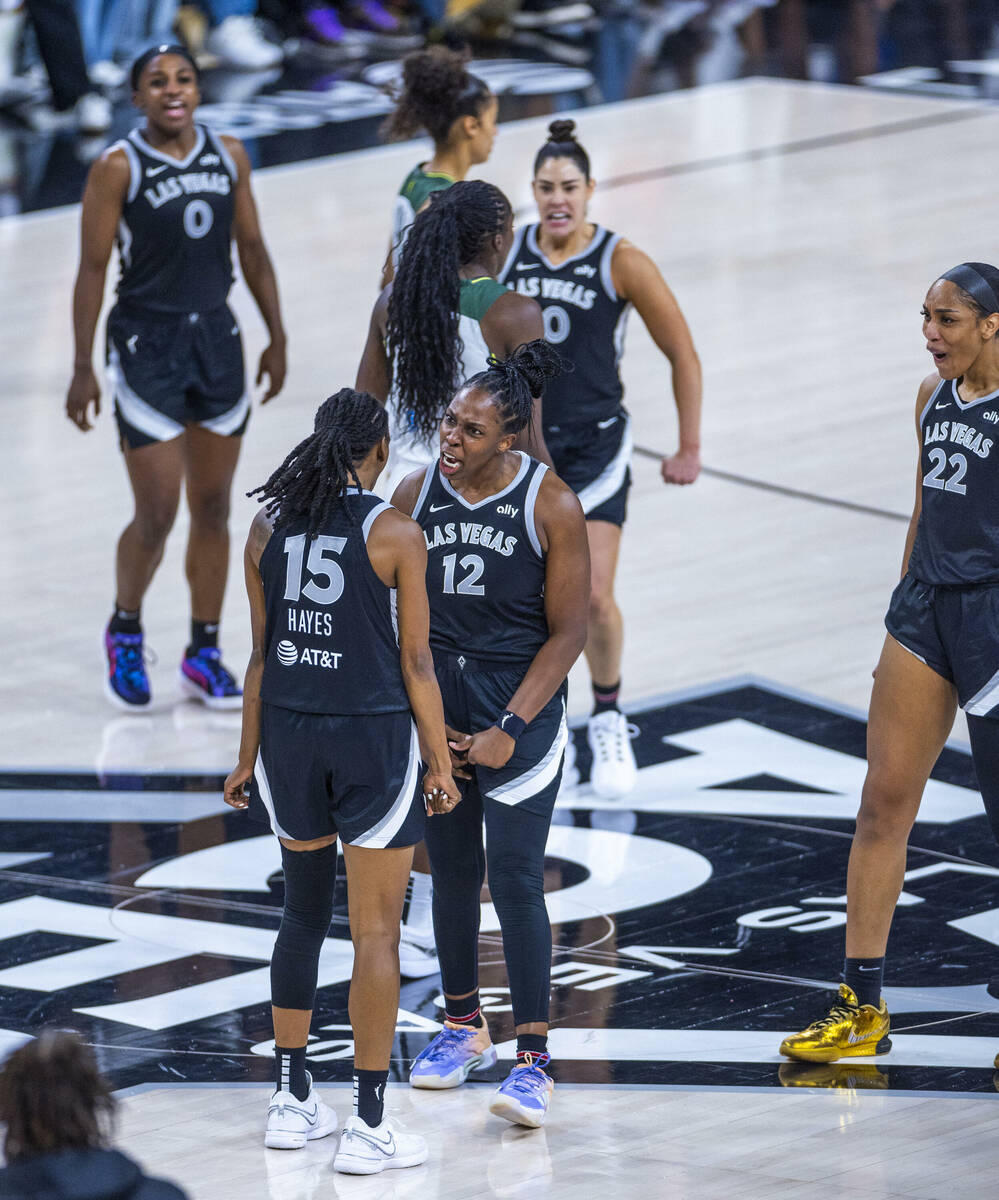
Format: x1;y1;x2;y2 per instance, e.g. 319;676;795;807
389;164;455;271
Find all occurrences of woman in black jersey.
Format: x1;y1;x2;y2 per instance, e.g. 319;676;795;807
224;389;458;1175
392;341;589;1130
781;263;999;1068
501;120;702;801
66;45;287;714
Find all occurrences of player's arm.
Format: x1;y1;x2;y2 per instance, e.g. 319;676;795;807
458;475;589;770
67;148;129;432
224;509;273;809
355;286;392;404
389;468;427;517
613;240;702;485
226;137;286;403
899;374;937;578
368;510;459;811
482;292;553;467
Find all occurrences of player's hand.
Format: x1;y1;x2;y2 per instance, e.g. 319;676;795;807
257;339;286;403
444;724;473;779
661;447;700;485
423;769;460;815
456;726;516;771
66;367;101;432
223;762;252;809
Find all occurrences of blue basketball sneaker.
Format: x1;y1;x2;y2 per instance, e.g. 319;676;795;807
103;626;151;710
180;647;242;710
409;1021;497;1089
488;1054;554;1128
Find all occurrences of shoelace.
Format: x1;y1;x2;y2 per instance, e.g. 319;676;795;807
507;1058;551;1095
113;641;148;690
188;650;237;693
424;1026;476;1061
808;1001;859;1031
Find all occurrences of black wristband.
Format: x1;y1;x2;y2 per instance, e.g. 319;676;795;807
494;710;527;740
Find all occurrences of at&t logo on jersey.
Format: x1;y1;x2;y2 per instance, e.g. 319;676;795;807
276;640;299;666
276;639;342;669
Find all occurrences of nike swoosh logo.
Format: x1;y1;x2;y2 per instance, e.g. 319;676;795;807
935;402;950;409
429;503;452;513
857;966;880;971
146;165;168;177
597;416;618;429
347;1129;395;1155
516;262;540;270
270;1102;318;1120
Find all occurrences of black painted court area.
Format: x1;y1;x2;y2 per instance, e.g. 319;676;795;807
2;681;998;1095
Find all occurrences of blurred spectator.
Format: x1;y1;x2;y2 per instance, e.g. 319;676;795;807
203;0;284;67
0;0;111;130
0;1031;188;1200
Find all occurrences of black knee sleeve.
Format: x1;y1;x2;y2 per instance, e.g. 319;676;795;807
270;841;337;1012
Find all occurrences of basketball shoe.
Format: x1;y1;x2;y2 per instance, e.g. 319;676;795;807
409;1021;497;1088
586;709;637;798
488;1053;553;1128
779;984;891;1063
264;1073;337;1149
104;626;151;709
334;1114;428;1175
180;647;242;710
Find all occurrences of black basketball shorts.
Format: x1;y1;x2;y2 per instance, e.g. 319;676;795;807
434;651;568;817
106;303;248;450
545;410;632;527
247;704;425;846
885;573;999;719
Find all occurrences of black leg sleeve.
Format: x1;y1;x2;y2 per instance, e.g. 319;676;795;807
968;715;999;849
425;784;486;999
270;841;338;1012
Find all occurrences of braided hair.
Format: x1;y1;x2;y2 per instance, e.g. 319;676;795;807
533;118;590;180
0;1031;115;1162
387;180;512;444
248;389;388;539
381;46;492;147
464;340;567;437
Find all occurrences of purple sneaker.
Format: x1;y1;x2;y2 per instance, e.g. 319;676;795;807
488;1053;554;1128
409;1022;497;1089
104;626;151;710
180;646;242;710
304;6;346;42
347;0;400;32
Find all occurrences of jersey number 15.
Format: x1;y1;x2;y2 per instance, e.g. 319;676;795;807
282;534;347;604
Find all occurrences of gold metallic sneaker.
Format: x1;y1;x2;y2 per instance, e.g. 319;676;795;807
779;984;891;1063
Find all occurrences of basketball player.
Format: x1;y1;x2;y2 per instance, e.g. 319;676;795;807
223;389;459;1174
781;263;999;1064
357;179;548;980
66;44;286;713
393;341;589;1129
500;120;702;799
379;46;497;287
358;179;548;498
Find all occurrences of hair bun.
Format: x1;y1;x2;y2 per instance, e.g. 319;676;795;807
547;119;577;143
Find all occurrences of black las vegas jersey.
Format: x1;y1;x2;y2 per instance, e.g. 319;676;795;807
908;378;999;585
500;224;630;427
412;454;550;664
259;493;410;715
114;124;236;313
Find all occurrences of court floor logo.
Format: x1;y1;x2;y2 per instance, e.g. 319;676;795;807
0;678;995;1090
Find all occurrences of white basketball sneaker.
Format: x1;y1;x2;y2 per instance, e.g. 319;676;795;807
399;925;440;978
587;709;637;799
334;1114;428;1174
264;1073;338;1149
